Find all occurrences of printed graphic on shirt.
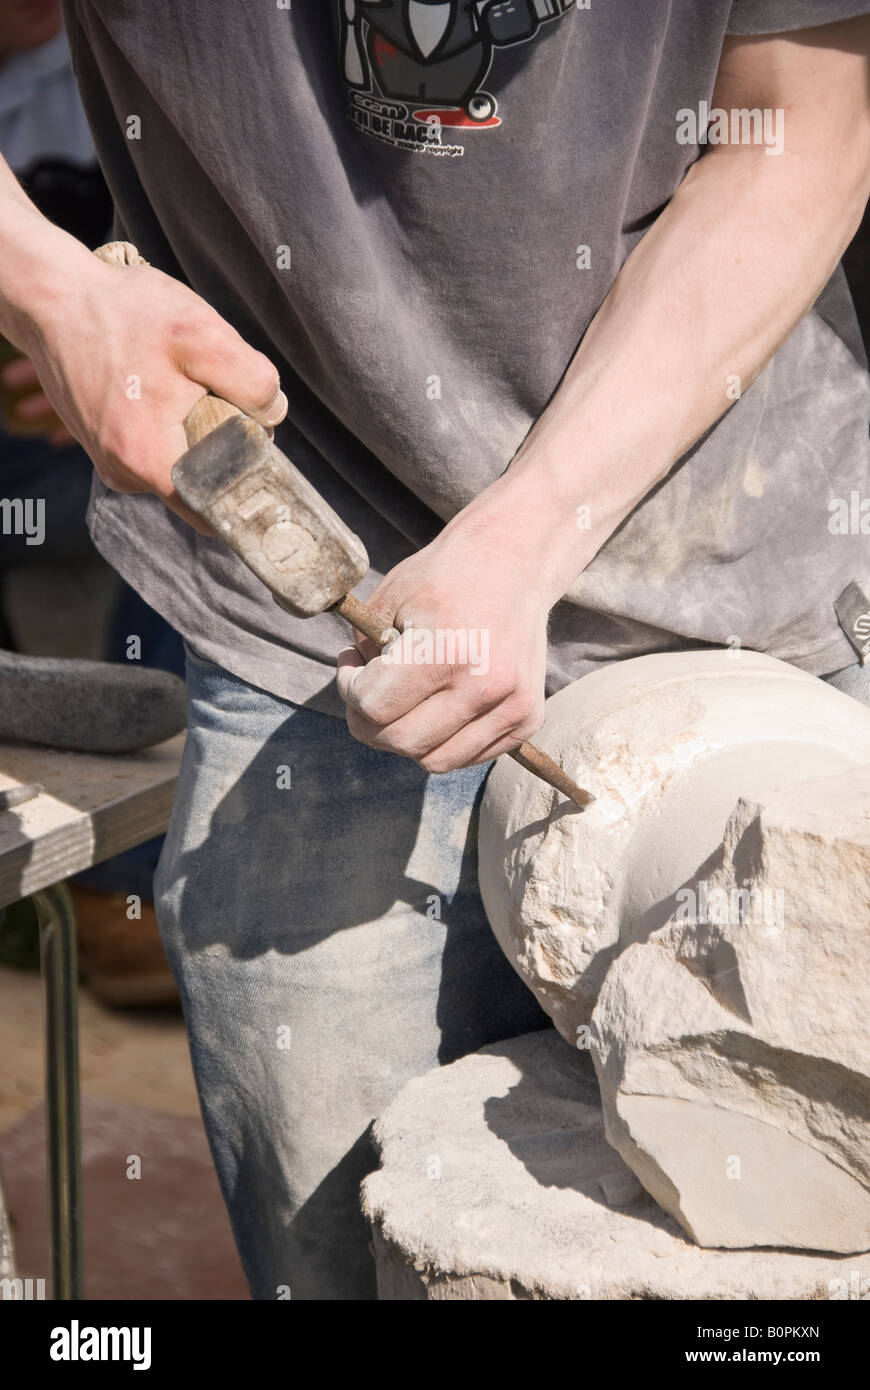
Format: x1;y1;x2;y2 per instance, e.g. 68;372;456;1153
337;0;575;156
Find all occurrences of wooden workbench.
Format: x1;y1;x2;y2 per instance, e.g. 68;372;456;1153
0;735;185;910
0;732;185;1299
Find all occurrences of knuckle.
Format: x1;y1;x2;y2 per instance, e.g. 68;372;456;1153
418;750;451;775
375;730;409;758
167;300;232;365
166;307;204;351
513;706;544;742
484;665;521;703
437;660;467;685
507;692;539;728
350;686;385;725
486;691;541;744
345;708;374;745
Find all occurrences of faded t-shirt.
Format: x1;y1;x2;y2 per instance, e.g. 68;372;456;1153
62;0;870;716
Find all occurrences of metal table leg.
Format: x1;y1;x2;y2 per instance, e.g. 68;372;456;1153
34;883;83;1300
0;1162;15;1285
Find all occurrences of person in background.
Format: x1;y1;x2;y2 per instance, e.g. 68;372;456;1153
0;0;182;1007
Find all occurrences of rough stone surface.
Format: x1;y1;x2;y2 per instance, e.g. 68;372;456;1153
479;650;870;1044
361;1030;870;1299
0;652;186;752
591;767;870;1253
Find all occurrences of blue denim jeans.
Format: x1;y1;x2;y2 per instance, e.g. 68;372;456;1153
822;661;870;704
154;649;869;1300
153;644;549;1300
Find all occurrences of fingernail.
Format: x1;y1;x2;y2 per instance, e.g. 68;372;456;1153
266;389;288;427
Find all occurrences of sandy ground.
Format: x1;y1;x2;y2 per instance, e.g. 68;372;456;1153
0;963;199;1133
0;963;248;1299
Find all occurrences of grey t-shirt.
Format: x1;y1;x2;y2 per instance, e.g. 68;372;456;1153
63;0;870;715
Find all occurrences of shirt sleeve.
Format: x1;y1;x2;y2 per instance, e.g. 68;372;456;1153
728;1;870;33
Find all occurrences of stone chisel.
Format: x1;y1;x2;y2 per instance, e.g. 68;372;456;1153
94;242;593;809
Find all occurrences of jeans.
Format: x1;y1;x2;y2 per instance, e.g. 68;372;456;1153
154;643;549;1300
822;661;870;704
73;584;185;901
154;648;869;1300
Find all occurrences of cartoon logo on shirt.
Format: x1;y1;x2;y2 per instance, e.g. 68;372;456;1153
337;0;575;156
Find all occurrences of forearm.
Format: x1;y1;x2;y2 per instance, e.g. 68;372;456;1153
0;154;95;352
453;31;870;606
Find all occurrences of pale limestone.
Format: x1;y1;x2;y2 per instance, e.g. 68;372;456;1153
591;767;870;1252
478;650;870;1044
362;1030;870;1298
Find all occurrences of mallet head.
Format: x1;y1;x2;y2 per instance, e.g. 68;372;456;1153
172;416;369;618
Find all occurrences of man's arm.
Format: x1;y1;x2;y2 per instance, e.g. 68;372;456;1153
0;156;287;529
339;16;870;771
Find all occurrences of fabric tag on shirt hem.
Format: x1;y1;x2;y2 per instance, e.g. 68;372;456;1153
834;581;870;665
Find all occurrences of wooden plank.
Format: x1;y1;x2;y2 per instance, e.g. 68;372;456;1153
0;735;185;908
